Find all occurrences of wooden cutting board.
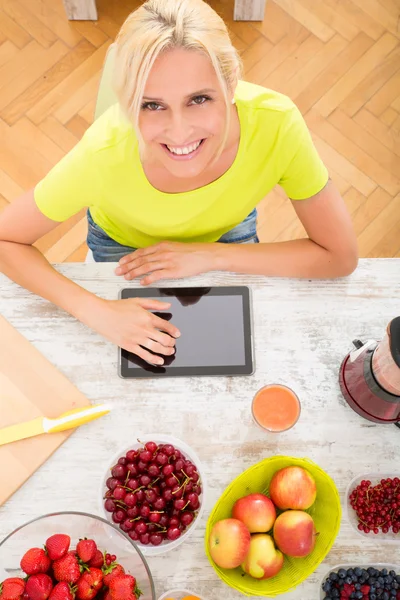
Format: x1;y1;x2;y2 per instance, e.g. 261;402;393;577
0;314;90;506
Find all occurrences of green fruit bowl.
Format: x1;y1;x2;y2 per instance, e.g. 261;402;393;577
205;456;341;597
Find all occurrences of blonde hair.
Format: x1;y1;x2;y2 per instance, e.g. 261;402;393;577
113;0;242;159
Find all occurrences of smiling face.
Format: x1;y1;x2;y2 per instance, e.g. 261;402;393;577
138;47;235;179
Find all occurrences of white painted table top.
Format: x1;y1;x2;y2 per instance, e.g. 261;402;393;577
0;259;399;598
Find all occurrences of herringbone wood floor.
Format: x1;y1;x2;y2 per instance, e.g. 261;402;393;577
0;0;399;261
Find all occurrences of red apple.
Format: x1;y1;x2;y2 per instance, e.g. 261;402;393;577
232;493;276;533
208;518;251;569
269;466;317;510
273;510;317;557
241;534;284;579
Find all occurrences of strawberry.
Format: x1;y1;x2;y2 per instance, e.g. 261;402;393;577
76;540;97;563
102;565;125;588
0;578;25;600
45;535;70;561
20;549;51;576
87;551;103;569
76;569;103;600
53;553;81;584
108;575;137;600
48;583;75;600
25;574;53;600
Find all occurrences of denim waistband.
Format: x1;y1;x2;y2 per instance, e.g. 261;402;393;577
86;208;258;263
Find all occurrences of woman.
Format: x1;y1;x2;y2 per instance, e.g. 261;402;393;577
0;0;358;365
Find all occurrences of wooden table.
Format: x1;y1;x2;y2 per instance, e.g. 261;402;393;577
62;0;267;21
0;259;399;598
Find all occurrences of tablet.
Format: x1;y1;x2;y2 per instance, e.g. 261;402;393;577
119;286;253;378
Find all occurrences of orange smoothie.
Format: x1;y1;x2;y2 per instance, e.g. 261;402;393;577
252;384;301;432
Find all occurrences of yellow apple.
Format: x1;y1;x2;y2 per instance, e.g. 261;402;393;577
208;518;251;569
241;534;284;579
273;510;317;558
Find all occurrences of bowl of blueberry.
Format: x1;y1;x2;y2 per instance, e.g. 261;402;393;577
100;434;206;556
320;564;400;599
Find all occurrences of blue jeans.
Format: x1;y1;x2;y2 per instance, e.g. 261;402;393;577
86;209;259;262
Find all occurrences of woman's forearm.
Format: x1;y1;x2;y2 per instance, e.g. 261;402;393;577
213;238;358;279
0;241;103;325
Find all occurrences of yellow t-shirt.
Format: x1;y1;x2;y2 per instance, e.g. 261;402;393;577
34;81;328;248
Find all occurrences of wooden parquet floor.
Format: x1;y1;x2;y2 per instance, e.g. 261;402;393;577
0;0;399;261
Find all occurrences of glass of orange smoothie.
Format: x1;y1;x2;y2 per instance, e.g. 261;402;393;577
252;384;301;433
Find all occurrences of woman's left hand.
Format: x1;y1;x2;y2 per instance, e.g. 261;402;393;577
115;241;220;285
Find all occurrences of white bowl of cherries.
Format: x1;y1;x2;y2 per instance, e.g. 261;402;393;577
100;434;206;556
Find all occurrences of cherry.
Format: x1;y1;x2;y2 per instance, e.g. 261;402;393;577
180;512;194;527
125;493;138;507
127;478;139;491
112;510;126;523
126;450;138;462
135;521;148;535
145;441;158;454
163;464;175;477
167;527;181;541
174;499;186;511
187;493;200;509
159;515;169;527
162;489;173;502
137;461;148;473
106;477;119;491
111;465;127;479
148;464;160;477
149;512;161;524
156;453;168;466
169;517;179;528
104;499;116;513
140;475;151;487
140;533;150;545
129;530;139;541
149;533;163;546
136;490;145;503
118;457;127;465
166;476;177;488
140;504;151;518
127;506;139;518
126;463;138;476
174;459;184;471
140;450;153;463
113;486;126;501
122;519;134;531
154;498;166;510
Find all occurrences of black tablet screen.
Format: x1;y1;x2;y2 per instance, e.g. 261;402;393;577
119;287;253;378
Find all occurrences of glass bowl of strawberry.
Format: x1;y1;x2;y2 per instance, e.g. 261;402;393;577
100;434;206;556
0;511;155;600
346;473;400;543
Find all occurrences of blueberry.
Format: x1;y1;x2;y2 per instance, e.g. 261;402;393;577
378;577;385;585
387;576;393;584
382;569;388;576
345;577;353;585
355;583;361;590
369;567;376;575
390;590;397;597
332;589;340;598
370;578;377;585
355;593;363;600
355;567;362;577
382;592;389;600
389;570;396;577
362;569;368;577
394;582;399;590
370;595;377;600
371;586;376;594
323;581;332;592
347;568;355;576
330;572;339;582
338;569;347;579
396;575;400;584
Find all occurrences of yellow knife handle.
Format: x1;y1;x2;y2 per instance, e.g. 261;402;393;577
46;405;110;434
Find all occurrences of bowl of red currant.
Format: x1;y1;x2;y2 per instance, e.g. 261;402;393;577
346;473;400;543
100;434;206;555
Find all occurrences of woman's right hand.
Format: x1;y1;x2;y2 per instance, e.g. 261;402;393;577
90;298;180;364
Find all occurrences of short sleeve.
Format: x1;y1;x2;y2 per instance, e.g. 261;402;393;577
34;134;98;222
278;106;329;200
